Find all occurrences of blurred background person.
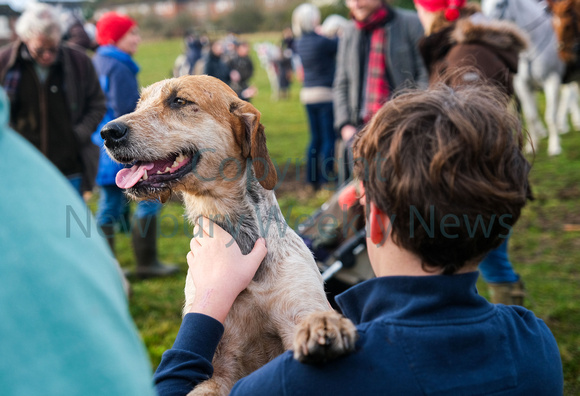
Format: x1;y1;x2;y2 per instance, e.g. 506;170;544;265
203;40;231;85
415;0;524;97
320;14;349;39
276;48;293;100
60;8;98;51
277;27;296;100
228;40;257;101
184;30;205;75
0;3;105;195
413;0;528;305
281;27;295;53
292;3;338;190
92;11;178;279
333;0;427;179
222;32;239;64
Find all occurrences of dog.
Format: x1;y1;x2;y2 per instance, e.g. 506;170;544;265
101;75;358;395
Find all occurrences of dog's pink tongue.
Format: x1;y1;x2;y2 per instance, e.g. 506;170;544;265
116;163;155;189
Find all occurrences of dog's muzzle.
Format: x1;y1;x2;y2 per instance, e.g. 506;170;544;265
101;121;129;149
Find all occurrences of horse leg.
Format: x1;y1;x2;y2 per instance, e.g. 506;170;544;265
568;82;580;130
514;74;545;153
557;81;580;133
557;83;572;134
543;72;562;156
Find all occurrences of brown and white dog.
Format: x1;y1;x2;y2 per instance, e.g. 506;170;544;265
101;75;357;395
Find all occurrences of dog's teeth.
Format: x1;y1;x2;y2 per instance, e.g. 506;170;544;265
176;154;184;163
164;167;172;173
143;170;148;180
157;171;163;174
172;160;179;168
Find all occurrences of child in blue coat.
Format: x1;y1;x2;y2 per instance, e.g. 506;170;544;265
92;12;178;278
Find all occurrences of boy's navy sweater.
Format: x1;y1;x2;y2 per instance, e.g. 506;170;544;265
295;32;337;88
154;272;563;396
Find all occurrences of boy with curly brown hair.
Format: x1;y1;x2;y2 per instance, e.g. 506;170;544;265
155;83;563;395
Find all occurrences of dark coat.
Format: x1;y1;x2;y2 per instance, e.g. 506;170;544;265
295;32;337;88
204;52;230;85
419;17;528;96
0;41;106;189
227;54;254;98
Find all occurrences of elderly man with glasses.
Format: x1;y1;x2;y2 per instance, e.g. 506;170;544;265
0;3;105;195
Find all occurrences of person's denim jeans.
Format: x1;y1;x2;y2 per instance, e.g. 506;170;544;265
67;175;82;196
479;238;519;283
305;102;336;186
96;185;161;228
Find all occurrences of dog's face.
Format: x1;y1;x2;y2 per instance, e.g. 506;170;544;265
101;75;277;203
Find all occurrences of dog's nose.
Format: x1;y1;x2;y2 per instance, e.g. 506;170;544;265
101;121;129;146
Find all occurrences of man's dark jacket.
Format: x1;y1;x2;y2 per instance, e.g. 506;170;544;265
0;40;105;189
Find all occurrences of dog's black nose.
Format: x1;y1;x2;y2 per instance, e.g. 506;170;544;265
101;121;129;146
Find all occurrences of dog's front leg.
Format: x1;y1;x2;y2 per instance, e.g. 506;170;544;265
292;311;358;364
187;342;240;396
187;377;232;396
273;298;358;364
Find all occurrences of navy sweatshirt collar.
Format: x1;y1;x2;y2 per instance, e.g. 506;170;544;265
336;271;493;325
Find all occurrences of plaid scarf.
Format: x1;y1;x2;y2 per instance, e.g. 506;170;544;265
356;7;390;123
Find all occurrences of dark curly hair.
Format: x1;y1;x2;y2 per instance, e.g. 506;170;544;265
353;83;532;274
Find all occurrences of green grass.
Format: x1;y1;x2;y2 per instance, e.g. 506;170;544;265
120;35;580;394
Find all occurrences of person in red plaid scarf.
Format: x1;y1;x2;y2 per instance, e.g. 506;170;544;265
333;0;428;176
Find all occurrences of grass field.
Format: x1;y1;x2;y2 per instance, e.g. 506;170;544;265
100;34;580;393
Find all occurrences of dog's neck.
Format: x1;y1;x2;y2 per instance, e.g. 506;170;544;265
182;179;284;256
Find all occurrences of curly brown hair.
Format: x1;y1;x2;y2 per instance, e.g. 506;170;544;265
353;83;532;274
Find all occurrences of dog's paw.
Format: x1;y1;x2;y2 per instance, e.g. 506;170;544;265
293;311;358;364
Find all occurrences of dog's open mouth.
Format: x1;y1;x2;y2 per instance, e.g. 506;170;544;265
116;152;193;189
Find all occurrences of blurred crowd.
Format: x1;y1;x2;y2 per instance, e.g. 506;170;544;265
175;31;258;101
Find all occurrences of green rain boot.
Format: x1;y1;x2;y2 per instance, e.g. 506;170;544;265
132;216;180;279
99;223;116;254
488;279;525;306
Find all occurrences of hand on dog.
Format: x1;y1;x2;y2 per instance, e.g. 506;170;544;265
293;311;358;364
187;217;267;323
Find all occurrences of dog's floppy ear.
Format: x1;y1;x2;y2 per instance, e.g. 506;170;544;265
230;101;277;190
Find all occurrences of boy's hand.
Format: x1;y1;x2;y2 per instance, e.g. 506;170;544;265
186;217;267;323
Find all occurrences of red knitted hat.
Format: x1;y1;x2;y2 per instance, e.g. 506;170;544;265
96;12;137;46
414;0;466;21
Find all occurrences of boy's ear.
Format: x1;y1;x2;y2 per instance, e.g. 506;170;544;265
369;202;389;246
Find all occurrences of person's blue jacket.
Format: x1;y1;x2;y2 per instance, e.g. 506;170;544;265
154;272;563;395
295;32;337;88
92;45;140;186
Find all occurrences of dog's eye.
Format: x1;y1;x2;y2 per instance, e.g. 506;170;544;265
171;97;189;108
